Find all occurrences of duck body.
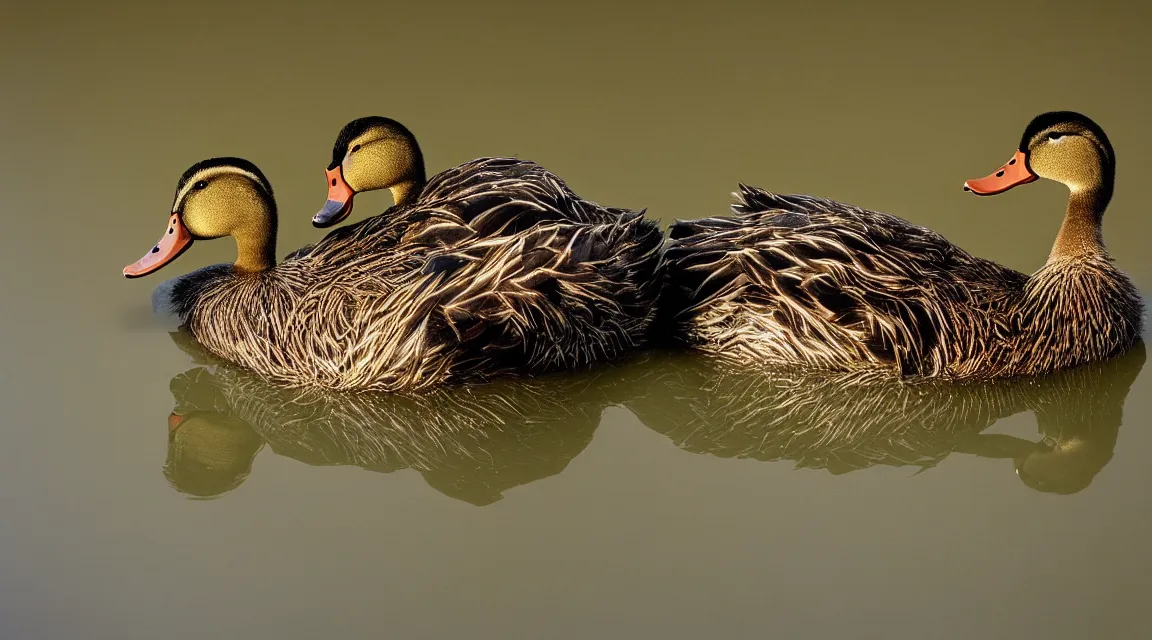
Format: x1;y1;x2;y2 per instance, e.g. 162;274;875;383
663;186;1142;379
138;155;663;393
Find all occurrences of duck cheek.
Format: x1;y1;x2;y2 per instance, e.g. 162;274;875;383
962;150;1039;195
123;213;195;278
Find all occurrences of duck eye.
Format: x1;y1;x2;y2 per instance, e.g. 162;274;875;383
351;144;361;153
1047;132;1065;141
193;180;209;190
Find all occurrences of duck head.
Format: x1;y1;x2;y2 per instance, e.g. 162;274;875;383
964;112;1117;259
313;116;427;228
123;158;278;278
963;111;1115;200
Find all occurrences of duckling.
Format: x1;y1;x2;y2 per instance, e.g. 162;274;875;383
123;156;663;392
662;111;1143;379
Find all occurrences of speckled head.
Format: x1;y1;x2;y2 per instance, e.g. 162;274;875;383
964;111;1115;201
123;158;277;278
1017;111;1115;203
313;116;426;228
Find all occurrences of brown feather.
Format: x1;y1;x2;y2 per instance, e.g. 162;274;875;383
163;158;664;392
660;185;1143;379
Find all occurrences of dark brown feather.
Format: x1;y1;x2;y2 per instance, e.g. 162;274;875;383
660;185;1143;379
164;158;663;392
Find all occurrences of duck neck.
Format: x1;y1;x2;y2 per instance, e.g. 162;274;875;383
232;225;276;274
389;178;423;208
389;145;426;208
1049;186;1108;262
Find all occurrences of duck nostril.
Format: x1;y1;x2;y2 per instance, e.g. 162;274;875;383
151;246;160;253
331;178;337;186
1009;158;1016;165
168;228;174;234
996;171;1005;177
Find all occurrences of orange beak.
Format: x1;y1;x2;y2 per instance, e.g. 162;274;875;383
313;165;356;228
963;149;1038;195
168;412;187;432
123;213;194;278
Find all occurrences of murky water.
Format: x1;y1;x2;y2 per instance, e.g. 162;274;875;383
2;2;1150;638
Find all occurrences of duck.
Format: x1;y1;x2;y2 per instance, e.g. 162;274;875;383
661;111;1143;379
123;153;663;392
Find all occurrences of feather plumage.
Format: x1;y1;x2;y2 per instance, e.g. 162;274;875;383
661;185;1143;378
159;158;663;392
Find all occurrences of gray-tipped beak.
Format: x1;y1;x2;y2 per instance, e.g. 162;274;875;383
312;199;353;228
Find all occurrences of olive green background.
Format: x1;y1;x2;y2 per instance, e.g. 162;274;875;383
1;1;1150;638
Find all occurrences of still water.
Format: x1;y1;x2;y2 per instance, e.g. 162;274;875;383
1;1;1150;638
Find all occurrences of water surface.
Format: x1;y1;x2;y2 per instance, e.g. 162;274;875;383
2;2;1151;638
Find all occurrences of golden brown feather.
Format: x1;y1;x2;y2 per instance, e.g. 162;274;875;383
132;153;663;392
660;111;1143;379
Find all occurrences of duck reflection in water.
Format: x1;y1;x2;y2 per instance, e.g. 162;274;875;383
622;341;1144;495
160;331;1144;500
162;332;612;503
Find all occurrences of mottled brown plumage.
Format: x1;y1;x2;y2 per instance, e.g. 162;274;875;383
131;154;663;392
661;112;1143;379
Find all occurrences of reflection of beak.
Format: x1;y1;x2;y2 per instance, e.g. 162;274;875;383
313;165;355;228
963;149;1038;195
123;213;194;278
